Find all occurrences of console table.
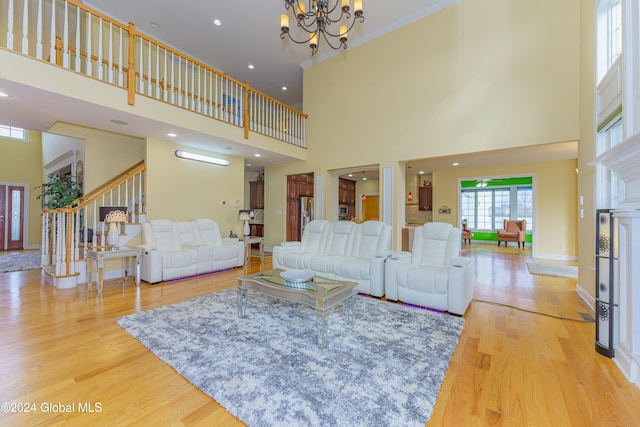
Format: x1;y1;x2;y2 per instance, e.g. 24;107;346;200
86;246;142;293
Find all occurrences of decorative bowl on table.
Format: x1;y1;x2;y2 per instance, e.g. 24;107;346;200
280;269;315;286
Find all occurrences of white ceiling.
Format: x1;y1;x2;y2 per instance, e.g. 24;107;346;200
0;0;578;176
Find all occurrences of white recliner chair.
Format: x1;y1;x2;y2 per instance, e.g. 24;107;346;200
385;222;474;315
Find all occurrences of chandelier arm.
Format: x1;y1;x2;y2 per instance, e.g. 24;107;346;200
320;29;346;50
323;16;358;37
281;30;314;45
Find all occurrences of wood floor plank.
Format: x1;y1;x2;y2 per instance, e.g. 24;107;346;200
1;248;639;426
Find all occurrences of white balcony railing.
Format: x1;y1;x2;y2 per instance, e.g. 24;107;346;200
1;0;307;147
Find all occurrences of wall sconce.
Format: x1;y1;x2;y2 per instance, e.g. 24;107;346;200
407;192;413;201
175;150;229;166
361;194;367;201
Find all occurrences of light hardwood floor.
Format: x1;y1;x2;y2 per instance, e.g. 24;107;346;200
0;245;639;426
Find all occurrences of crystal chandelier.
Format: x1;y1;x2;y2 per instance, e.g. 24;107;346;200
280;0;365;55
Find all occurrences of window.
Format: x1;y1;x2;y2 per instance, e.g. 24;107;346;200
0;124;27;141
596;119;622;208
461;182;533;232
596;0;622;83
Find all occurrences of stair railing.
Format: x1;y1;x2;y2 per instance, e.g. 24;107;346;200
41;161;147;279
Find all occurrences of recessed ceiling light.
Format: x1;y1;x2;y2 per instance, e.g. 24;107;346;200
348;174;353;177
282;86;288;91
0;91;9;97
213;19;222;26
254;153;261;157
110;119;128;125
418;171;425;175
167;132;177;137
363;177;368;181
452;162;459;166
246;163;253;167
149;21;159;28
248;64;255;70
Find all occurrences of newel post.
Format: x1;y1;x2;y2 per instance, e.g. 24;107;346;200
127;22;136;106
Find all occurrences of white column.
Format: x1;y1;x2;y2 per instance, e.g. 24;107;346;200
613;209;640;387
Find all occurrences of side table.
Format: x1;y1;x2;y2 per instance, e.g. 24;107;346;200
85;246;142;293
242;236;264;271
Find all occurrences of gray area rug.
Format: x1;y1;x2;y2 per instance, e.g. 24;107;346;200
526;261;578;279
117;289;465;426
0;252;41;273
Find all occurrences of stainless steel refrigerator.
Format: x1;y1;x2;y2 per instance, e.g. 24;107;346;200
299;196;314;240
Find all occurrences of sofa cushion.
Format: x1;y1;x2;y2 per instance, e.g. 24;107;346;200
162;249;198;268
398;264;449;294
146;219;181;252
193;218;223;247
335;257;371;280
350;221;391;259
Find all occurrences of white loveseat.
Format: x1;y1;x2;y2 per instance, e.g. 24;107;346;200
384;222;474;315
272;219;392;296
140;218;244;284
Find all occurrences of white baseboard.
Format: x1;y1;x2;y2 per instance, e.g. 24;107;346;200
575;283;595;312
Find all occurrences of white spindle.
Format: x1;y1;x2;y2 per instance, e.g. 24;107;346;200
108;23;114;83
49;0;56;62
138;37;144;93
6;0;14;49
196;65;201;113
118;27;124;85
170;52;175;104
177;56;182;105
203;69;208;115
162;48;168;101
184;59;189;108
146;39;152;95
86;11;92;75
138;171;143;216
21;0;29;54
36;0;43;58
74;5;80;71
97;18;103;79
63;0;69;68
155;44;160;99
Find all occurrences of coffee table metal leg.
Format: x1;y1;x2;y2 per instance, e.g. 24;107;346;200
237;287;247;318
316;312;329;349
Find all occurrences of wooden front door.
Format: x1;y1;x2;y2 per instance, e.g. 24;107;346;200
0;185;25;250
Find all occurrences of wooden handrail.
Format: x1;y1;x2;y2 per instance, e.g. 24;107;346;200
73;162;147;212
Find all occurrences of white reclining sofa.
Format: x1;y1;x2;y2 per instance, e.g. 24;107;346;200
140;218;244;284
384;222;474;315
273;219;392;296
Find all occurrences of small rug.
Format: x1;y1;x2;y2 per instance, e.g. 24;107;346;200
117;289;465;426
526;261;578;279
0;252;41;273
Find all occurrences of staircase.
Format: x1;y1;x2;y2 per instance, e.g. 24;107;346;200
42;161;147;289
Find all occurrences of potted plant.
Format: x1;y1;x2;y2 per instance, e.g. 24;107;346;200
36;174;83;209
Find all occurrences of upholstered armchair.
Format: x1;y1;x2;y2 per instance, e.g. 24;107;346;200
385;222;474;315
497;219;526;248
461;219;472;244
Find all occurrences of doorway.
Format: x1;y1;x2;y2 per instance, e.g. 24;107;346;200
0;185;26;250
362;195;379;220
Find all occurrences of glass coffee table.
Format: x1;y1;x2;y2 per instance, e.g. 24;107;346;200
236;269;358;349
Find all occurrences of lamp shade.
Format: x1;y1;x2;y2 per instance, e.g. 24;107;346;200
100;206;127;222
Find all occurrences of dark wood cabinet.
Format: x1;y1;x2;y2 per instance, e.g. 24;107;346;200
419;186;432;211
249;180;264;209
339;178;356;219
286;173;314;241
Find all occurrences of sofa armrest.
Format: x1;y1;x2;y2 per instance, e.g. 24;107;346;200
280;241;301;247
368;256;386;297
272;242;302;269
140;248;163;284
448;256;474;315
384;253;411;301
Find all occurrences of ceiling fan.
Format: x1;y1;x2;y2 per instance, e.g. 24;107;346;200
475;178;502;187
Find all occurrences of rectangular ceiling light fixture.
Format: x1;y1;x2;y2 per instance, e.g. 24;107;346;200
175;150;229;166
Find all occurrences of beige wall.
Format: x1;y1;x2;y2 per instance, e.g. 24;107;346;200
145;138;246;236
578;0;597;299
0;131;43;249
432;159;578;260
264;0;581;249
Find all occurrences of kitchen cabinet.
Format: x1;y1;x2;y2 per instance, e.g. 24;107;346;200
338;178;356;219
286;173;315;241
249;181;264;209
419;186;432;211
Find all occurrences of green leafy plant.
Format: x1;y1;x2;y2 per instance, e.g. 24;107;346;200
36;174;83;209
